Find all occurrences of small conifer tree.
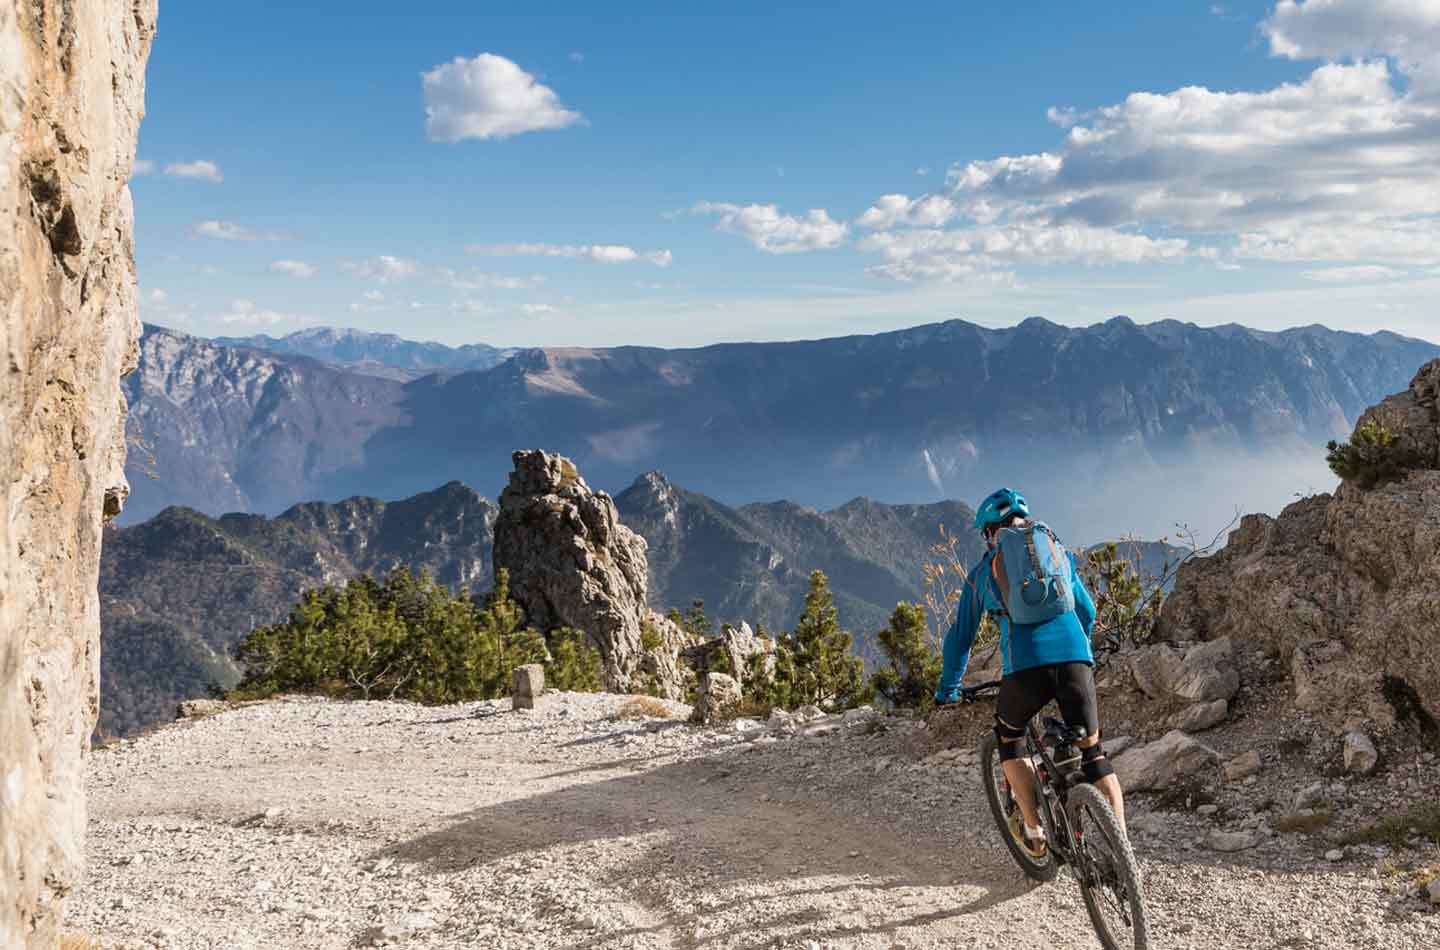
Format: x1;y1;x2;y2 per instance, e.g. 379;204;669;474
870;601;940;710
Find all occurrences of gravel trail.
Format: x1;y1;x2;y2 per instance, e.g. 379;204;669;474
70;694;1439;949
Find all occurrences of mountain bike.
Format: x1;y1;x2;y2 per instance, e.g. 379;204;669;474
964;679;1149;950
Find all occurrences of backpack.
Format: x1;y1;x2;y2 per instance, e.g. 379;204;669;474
989;520;1075;625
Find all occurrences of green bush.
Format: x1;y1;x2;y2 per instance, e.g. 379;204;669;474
869;601;940;710
1079;542;1164;647
231;567;601;704
1327;418;1425;489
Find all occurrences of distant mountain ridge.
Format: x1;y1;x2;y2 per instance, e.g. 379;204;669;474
211;325;515;380
100;474;985;736
125;318;1440;540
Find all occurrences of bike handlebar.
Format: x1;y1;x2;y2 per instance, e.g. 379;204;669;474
961;679;1003;701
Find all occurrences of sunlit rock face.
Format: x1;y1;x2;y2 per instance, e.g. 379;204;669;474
0;1;156;945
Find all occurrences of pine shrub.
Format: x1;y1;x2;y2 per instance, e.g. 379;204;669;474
1327;418;1426;489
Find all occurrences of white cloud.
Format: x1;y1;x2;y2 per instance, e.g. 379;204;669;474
340;256;419;282
468;242;672;265
1302;264;1408;282
219;299;297;327
164;160;224;183
146;288;168;305
1265;0;1440;95
855;194;958;230
925;22;1440;272
192;220;264;241
422;53;583;143
859;223;1187;281
569;52;584;64
363;290;384;301
522;303;559;315
132;159;155;177
689;201;849;253
270;259;317;279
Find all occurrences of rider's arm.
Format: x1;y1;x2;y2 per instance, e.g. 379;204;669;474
934;561;987;701
1070;552;1096;638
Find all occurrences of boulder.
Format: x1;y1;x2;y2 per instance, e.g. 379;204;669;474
1160;361;1440;723
1342;732;1380;775
1113;730;1221;792
177;699;229;721
1169;699;1229;732
512;664;544;710
691;672;742;724
2;3;156;945
1294;781;1330;811
492;451;698;698
1129;637;1239;705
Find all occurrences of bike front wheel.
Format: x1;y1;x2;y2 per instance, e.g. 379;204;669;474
1066;782;1148;950
978;730;1058;882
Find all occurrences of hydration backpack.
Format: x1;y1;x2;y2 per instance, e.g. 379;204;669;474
989;520;1075;625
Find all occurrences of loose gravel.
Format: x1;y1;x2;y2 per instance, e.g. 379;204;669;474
69;693;1440;949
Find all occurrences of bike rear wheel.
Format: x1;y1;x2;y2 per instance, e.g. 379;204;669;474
978;730;1058;882
1066;782;1148;950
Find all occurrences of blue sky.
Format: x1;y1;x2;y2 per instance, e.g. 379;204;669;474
134;1;1440;347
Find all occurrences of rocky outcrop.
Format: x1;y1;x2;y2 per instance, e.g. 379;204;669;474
1161;358;1440;727
1;2;155;945
492;451;697;698
683;621;775;691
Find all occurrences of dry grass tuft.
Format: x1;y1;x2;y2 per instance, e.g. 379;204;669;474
1339;804;1440;850
1274;810;1333;835
60;932;99;950
615;696;678;720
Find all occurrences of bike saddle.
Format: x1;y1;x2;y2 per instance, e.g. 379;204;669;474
1042;716;1088;744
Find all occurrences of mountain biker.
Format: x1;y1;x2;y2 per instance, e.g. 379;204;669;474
934;487;1126;858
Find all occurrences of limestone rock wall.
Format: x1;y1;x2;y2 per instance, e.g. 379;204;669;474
1161;358;1440;728
493;450;697;698
1;2;154;946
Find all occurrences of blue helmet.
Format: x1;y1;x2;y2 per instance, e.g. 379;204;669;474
973;487;1030;534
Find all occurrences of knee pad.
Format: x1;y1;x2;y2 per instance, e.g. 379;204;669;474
1081;742;1114;783
994;717;1027;763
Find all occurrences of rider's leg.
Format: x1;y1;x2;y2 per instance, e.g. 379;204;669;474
1078;731;1126;831
1053;661;1127;830
997;717;1042;831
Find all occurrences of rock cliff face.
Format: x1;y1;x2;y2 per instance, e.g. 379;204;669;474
0;2;154;945
493;451;697;698
1161;358;1440;728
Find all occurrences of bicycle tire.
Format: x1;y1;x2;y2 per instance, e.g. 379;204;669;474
1066;782;1148;950
978;731;1058;882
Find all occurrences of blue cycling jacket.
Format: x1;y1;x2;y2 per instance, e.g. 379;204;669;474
934;546;1096;701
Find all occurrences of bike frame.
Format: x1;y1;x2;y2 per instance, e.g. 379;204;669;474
967;679;1085;867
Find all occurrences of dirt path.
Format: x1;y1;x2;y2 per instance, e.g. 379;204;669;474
70;694;1438;949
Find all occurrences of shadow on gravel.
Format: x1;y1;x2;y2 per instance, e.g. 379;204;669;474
377;738;1031;946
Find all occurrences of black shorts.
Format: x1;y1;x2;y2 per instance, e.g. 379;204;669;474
995;662;1099;737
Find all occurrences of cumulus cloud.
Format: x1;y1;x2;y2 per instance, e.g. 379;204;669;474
422;53;583;143
859;222;1187;281
855;194;958;230
521;303;559;315
340;256;419;282
468;242;673;265
270;259;317;279
689;202;849;253
922;9;1440;273
164;160;224;183
1266;0;1440;95
132;159;156;177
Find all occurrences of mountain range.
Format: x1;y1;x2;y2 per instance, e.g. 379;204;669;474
211;326;515;380
123;318;1440;541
